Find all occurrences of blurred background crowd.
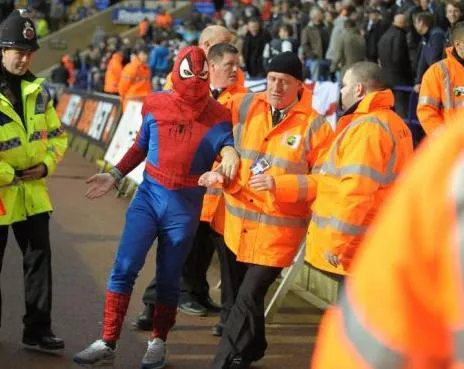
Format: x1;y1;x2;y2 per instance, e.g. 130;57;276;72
19;0;461;120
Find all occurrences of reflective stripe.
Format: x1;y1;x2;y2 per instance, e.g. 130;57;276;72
235;93;254;152
339;164;397;185
29;131;44;142
312;213;367;235
321;116;397;186
454;330;464;362
0;137;20;151
304;114;327;154
438;61;453;109
226;202;309;228
205;187;223;196
418;96;441;108
30;127;64;141
450;155;464;363
339;289;405;368
296;175;308;202
240;149;308;173
48;127;64;138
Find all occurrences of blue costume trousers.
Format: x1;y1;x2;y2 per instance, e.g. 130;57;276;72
107;180;202;307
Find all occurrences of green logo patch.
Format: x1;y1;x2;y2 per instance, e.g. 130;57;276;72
287;135;297;146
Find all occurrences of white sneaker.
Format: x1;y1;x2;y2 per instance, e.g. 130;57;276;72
141;338;167;369
73;339;116;366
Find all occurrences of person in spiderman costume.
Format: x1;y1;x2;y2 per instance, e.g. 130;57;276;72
73;46;239;369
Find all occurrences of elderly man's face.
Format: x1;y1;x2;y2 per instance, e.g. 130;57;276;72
266;71;300;110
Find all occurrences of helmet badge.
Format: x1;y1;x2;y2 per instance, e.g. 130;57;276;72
22;21;34;40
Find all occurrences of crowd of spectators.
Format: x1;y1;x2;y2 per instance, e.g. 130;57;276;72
50;0;464;119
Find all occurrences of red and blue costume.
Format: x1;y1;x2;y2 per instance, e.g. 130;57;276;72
101;46;234;344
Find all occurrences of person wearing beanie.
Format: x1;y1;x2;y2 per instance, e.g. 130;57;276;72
0;9;67;351
199;51;336;369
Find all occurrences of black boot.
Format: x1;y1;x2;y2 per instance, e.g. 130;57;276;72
22;328;65;350
134;304;155;331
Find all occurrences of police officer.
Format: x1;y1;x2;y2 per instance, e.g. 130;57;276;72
0;10;67;350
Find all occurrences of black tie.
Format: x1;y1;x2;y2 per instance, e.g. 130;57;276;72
272;109;282;126
212;89;221;99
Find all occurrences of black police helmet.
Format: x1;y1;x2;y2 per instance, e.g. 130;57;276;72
0;9;39;51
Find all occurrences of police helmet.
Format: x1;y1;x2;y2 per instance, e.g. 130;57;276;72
0;9;39;51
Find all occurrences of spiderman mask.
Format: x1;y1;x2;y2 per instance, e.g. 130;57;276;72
172;46;210;104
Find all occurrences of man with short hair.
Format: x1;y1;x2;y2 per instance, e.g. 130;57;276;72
306;61;414;280
414;12;446;92
378;13;413;118
445;0;463;46
300;6;331;81
418;21;464;135
201;52;336;369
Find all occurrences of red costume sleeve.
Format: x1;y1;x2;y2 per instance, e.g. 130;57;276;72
115;139;147;177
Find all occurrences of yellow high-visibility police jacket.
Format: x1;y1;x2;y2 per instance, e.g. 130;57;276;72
223;87;335;268
306;90;414;275
0;76;68;225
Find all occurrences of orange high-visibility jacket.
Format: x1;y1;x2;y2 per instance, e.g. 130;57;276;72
104;52;123;94
223;87;335;268
200;81;248;235
311;116;464;369
306;90;414;275
154;13;172;29
118;56;151;109
139;19;149;37
417;47;464;135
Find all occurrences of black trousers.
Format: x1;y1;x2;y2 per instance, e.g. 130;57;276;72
210;246;282;369
142;221;222;305
0;213;53;333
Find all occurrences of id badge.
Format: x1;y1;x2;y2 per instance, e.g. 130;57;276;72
250;157;271;175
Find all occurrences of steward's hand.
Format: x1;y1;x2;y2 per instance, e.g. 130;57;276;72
20;163;47;181
248;174;275;192
198;171;224;187
85;173;116;199
220;146;240;182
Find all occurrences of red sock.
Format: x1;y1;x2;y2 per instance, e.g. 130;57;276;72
102;290;131;342
152;303;177;341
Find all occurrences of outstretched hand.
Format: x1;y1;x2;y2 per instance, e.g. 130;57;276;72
198;171;225;187
85;173;116;199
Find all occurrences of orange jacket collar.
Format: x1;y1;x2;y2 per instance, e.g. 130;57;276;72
256;85;312;115
354;89;394;114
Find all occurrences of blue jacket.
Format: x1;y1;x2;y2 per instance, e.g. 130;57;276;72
416;26;445;84
148;46;170;75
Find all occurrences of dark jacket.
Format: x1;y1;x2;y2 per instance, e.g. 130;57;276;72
243;29;272;78
378;25;413;86
415;26;445;83
365;20;387;62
